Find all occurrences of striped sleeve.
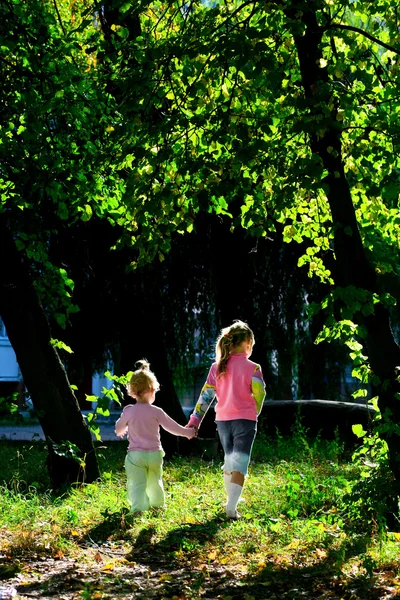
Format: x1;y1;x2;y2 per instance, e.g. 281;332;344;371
251;365;266;415
188;365;217;427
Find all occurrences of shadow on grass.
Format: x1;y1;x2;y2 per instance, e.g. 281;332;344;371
9;531;395;600
219;567;387;599
82;507;132;543
215;531;390;600
85;509;228;565
126;513;228;565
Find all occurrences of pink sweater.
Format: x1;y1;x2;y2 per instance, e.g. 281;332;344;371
188;353;266;427
115;403;195;451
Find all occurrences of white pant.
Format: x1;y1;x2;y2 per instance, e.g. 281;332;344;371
124;450;165;512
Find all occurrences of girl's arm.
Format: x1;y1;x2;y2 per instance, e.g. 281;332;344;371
187;365;217;429
252;366;266;415
158;411;196;439
115;411;129;437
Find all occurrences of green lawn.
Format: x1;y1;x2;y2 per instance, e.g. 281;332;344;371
0;430;399;587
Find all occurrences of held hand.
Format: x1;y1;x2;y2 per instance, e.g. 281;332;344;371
115;428;128;438
185;423;198;438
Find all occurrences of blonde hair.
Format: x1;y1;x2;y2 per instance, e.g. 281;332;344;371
216;320;254;377
127;359;160;398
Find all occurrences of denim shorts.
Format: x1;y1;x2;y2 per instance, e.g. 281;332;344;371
216;419;257;475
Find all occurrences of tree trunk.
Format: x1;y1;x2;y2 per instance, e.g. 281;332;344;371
0;215;100;487
206;212;258;327
117;264;188;455
288;1;400;498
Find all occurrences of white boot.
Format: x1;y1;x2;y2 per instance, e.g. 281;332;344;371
223;472;231;495
226;483;243;519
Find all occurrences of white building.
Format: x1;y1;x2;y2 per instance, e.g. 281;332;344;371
0;317;22;385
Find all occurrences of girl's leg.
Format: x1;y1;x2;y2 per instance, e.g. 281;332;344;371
226;482;243;517
223;471;232;494
125;452;150;512
225;471;246;499
227;471;246;505
217;421;242;516
231;471;245;486
226;420;257;518
146;451;165;508
216;421;234;496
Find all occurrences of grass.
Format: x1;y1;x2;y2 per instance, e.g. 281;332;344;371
0;427;399;585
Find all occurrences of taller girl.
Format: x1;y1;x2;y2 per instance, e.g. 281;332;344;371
187;320;266;519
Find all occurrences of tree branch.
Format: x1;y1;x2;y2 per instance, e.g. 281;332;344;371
326;23;400;55
342;126;390;136
210;0;254;37
53;0;66;36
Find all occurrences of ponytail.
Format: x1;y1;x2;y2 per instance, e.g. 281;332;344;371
128;358;160;398
215;320;254;377
216;335;233;377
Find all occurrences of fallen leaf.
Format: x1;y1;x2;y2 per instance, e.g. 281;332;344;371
257;560;266;569
159;573;174;582
125;561;137;567
225;570;236;579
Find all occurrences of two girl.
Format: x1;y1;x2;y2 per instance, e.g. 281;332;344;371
116;320;265;518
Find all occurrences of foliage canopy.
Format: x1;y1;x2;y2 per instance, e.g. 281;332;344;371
2;0;400;494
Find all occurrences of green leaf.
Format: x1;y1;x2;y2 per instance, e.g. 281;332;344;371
81;204;93;222
119;1;131;13
50;338;73;353
352;424;367;438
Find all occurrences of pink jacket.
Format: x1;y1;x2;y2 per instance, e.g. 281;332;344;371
188;353;266;427
115;403;195;451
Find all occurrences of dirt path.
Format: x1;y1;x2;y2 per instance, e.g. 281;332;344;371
1;542;399;599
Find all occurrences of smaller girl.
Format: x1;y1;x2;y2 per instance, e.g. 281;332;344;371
115;360;195;513
187;320;266;519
